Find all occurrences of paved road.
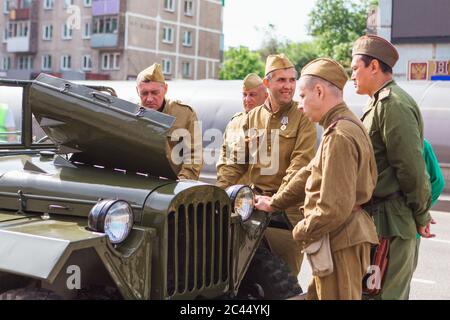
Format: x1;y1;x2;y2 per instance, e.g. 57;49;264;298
297;206;450;300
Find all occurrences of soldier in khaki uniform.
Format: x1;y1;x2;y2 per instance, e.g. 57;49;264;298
217;73;268;185
217;54;317;278
136;63;203;180
256;58;379;300
351;35;433;299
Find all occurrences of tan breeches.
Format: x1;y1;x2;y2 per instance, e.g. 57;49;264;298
306;242;371;300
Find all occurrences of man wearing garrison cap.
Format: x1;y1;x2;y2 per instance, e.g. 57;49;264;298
136;63;203;180
217;73;268;185
351;35;433;300
256;58;378;300
217;54;317;283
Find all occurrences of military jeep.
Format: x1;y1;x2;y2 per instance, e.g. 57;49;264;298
0;74;300;300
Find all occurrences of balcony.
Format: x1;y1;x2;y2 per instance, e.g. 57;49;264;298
9;8;30;21
92;0;120;16
91;33;118;48
7;36;30;53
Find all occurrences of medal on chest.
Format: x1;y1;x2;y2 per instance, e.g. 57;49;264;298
280;116;289;131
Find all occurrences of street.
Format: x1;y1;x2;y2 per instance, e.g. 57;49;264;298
297;199;450;300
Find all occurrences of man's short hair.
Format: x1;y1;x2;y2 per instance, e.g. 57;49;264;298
358;54;393;74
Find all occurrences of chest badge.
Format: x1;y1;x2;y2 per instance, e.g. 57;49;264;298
280;116;289;131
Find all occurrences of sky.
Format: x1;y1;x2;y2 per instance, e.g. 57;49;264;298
222;0;317;50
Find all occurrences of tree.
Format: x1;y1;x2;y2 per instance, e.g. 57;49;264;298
308;0;378;68
219;46;265;80
279;40;320;72
256;24;319;72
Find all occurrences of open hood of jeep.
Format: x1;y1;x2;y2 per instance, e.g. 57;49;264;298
30;73;177;180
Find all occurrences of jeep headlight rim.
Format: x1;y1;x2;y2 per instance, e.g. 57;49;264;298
226;185;255;221
88;199;134;244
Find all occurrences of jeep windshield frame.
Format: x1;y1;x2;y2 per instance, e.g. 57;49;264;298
0;79;56;154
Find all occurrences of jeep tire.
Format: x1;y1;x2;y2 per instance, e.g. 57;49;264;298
237;246;303;300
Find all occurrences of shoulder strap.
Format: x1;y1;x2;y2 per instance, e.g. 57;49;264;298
327;116;367;136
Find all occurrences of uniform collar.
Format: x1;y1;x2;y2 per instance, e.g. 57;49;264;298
159;99;167;113
263;99;294;116
363;79;395;114
319;102;348;129
373;79;394;102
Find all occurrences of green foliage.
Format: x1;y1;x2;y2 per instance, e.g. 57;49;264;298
219;46;265;80
308;0;378;68
256;23;320;73
279;40;321;72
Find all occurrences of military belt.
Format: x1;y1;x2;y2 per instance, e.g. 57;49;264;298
370;191;404;205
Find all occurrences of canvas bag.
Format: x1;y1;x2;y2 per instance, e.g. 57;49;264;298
303;233;333;277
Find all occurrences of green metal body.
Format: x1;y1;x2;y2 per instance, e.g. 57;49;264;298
0;76;270;300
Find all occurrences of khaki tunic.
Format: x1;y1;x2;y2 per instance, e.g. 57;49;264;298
216;100;317;194
217;112;249;185
271;103;379;252
216;99;316;277
271;103;379;299
163;99;203;180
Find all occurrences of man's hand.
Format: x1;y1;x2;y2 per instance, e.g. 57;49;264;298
254;195;274;213
417;221;436;238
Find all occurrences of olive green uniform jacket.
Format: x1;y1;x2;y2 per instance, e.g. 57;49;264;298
216;100;317;195
163;99;203;180
217;112;249;185
271;103;379;252
361;81;432;239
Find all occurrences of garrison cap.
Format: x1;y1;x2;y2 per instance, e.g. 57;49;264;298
301;58;348;90
243;73;263;90
136;63;166;84
265;54;294;76
352;35;399;68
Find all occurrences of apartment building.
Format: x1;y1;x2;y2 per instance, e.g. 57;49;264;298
0;0;224;80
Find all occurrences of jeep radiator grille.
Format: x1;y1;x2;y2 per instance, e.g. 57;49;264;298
167;201;230;297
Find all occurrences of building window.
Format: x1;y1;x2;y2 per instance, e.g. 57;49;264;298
61;55;71;70
84;0;92;7
101;53;120;70
93;16;118;34
2;27;7;43
42;55;52;71
42;24;53;40
182;30;192;47
43;0;54;10
162;59;171;75
1;56;11;70
62;23;73;40
164;0;175;12
3;0;10;14
18;56;33;70
182;61;191;78
184;0;194;16
19;22;28;37
64;0;74;9
82;55;92;70
8;22;29;38
162;26;173;43
83;22;91;39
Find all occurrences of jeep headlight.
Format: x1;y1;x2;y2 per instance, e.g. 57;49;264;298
88;199;134;244
226;185;255;221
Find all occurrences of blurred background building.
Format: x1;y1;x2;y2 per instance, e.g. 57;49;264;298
368;0;450;81
0;0;224;80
